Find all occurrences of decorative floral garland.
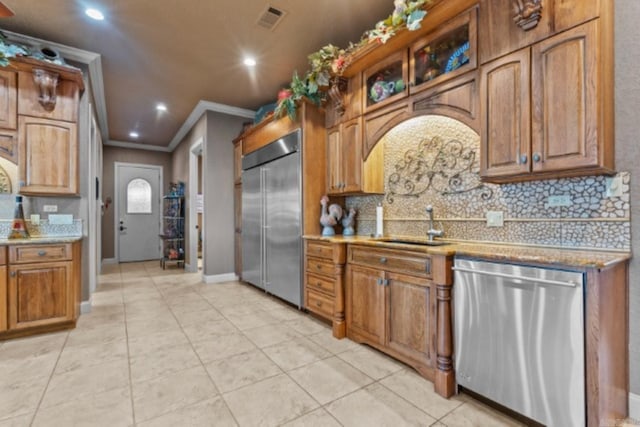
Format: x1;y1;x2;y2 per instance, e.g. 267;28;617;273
274;0;429;120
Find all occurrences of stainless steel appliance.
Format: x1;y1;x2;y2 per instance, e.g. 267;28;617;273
241;130;302;307
453;258;585;427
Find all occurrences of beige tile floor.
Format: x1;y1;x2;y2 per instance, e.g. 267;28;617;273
0;260;621;427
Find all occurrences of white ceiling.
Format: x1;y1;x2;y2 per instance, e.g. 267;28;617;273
0;0;396;150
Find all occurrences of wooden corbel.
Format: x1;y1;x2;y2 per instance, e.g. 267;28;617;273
327;77;348;117
513;0;542;31
32;68;59;111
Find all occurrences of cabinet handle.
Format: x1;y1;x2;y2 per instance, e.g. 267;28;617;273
533;153;541;163
38;250;47;256
379;257;387;264
520;154;528;165
10;271;16;277
384;279;389;286
376;278;382;285
315;301;322;307
316;264;322;270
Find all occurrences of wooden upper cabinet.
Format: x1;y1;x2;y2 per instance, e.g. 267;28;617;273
481;19;613;182
327;117;384;196
480;48;531;178
19;116;78;195
18;71;79;123
409;7;477;95
479;0;552;64
479;0;603;64
363;51;409;113
531;20;603;173
0;70;17;130
233;139;242;184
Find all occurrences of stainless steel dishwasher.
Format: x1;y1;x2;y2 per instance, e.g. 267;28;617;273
453;258;585;427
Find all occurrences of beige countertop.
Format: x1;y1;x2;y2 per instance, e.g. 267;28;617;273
304;234;631;270
0;236;83;246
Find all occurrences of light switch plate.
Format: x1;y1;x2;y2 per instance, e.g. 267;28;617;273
43;205;58;213
49;214;73;225
605;176;623;198
486;211;504;227
547;195;572;207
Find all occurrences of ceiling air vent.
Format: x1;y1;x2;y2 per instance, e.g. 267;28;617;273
257;6;286;31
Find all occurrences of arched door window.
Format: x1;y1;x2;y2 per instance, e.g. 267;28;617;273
127;178;152;214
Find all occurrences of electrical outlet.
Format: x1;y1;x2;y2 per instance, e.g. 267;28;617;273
605;176;623;198
547;195;572;207
486;211;504;227
43;205;58;212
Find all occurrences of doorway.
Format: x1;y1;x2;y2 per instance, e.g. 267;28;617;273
188;139;204;273
115;163;162;262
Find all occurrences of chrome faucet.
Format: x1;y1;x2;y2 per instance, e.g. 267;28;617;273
426;205;443;242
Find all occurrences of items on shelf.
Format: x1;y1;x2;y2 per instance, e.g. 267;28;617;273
160;194;185;269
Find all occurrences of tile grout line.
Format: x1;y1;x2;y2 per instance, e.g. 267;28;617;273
122;264;139;426
27;330;71;427
142;264;242;426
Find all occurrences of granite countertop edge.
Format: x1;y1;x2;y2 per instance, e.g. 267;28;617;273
0;236;83;245
303;234;631;269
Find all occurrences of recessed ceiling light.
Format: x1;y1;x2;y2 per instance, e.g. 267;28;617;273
244;57;257;67
129;131;139;138
85;8;105;21
156;103;167;112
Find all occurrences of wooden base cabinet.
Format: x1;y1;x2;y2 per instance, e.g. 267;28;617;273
0;247;6;332
346;244;454;397
304;239;347;338
1;241;81;339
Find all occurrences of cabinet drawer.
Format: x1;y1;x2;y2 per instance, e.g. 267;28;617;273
10;244;72;264
306;257;334;276
306;240;333;260
349;246;432;279
306;272;335;296
0;246;5;265
306;289;334;319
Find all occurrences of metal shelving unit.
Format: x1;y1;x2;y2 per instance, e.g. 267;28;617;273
159;195;185;269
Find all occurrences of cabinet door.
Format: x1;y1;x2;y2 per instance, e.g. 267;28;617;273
326;126;342;194
386;272;433;366
554;0;601;34
8;261;73;330
18;116;78;195
531;20;600;173
0;69;17;130
363;51;409;113
346;264;385;345
480;48;531;178
233;140;242;184
0;265;6;332
340;118;363;193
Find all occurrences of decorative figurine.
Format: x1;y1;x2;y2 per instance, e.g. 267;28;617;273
342;207;357;236
320;195;343;236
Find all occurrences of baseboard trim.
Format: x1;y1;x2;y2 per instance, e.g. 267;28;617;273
203;273;238;284
80;299;92;314
102;258;118;265
630;392;640;419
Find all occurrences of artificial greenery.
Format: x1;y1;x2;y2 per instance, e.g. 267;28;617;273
273;0;429;121
0;32;27;67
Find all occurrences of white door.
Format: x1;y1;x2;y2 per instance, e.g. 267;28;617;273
116;163;162;262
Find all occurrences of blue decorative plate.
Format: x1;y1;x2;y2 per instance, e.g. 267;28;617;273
445;41;470;74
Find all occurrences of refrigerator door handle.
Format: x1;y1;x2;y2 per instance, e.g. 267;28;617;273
261;167;268;289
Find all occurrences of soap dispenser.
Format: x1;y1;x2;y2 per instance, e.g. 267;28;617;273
9;195;30;239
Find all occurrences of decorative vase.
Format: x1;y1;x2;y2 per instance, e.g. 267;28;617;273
8;195;29;239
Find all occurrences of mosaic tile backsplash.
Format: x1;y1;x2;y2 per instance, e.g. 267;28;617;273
0;219;83;239
345;116;631;251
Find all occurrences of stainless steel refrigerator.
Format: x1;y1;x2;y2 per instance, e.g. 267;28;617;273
241;130;302;307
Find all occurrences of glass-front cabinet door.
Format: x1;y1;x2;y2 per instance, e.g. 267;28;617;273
409;7;477;94
363;51;409;113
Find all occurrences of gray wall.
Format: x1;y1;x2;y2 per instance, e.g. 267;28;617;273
615;0;640;396
101;146;172;260
203;111;245;276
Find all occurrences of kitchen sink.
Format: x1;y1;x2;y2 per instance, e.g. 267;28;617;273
373;237;451;246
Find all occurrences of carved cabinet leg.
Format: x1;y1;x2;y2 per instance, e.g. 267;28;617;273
435;282;455;397
332;263;346;338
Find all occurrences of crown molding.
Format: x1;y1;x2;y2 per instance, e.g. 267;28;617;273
2;31;255;153
166;100;255;152
2;30;109;143
104;139;172;152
